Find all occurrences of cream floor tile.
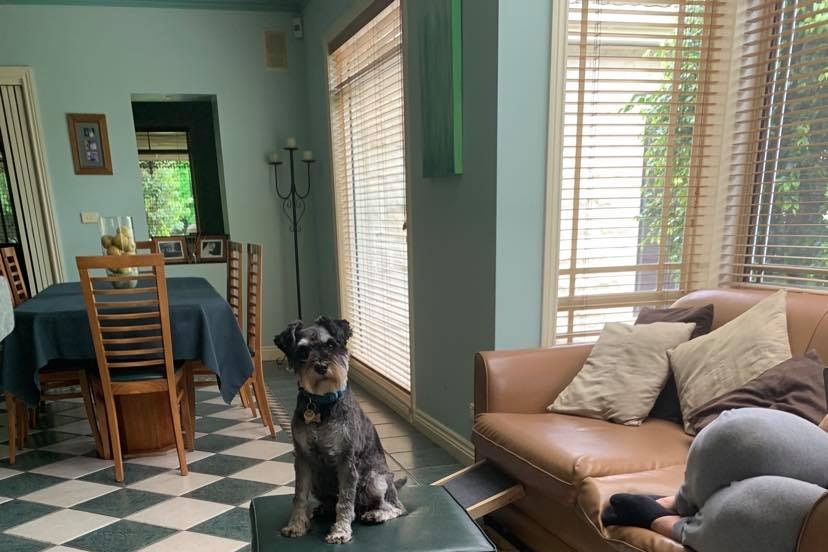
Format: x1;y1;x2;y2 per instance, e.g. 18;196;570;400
6;508;117;544
31;456;111;479
205;408;256;421
0;467;21;480
137;530;246;552
203;396;242;406
127;496;232;530
221;439;292;460
213;422;272;440
128;471;221;496
20;479;118;507
229;461;294;485
126;449;213;470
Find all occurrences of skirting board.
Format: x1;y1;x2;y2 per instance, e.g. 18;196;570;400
413;408;474;466
261;345;283;362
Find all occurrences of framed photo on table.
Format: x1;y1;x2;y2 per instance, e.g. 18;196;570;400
196;236;227;263
66;113;112;175
152;236;189;264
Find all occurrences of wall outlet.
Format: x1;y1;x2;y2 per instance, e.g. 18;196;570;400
80;211;99;224
468;402;475;420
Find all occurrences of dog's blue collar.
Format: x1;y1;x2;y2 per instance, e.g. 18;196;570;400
299;386;347;407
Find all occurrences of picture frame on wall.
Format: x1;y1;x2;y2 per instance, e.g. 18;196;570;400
196;235;227;263
67;113;113;175
152;236;189;264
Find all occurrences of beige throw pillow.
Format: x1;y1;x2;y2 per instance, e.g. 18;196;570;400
668;289;791;434
548;321;696;426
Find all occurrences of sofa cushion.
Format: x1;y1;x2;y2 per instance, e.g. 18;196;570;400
549;322;696;426
669;289;792;433
472;413;692;504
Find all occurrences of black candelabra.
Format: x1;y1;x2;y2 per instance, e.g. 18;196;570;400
270;140;314;320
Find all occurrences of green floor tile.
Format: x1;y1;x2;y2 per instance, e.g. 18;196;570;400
0;473;65;497
185;477;276;505
188;454;260;477
381;434;439;454
195;416;240;433
190;507;251;542
66;519;175;552
75;488;169;518
0;499;59;531
195;390;221;401
0;450;74;471
195;402;234;416
81;463;168;487
34;413;85;429
23;430;80;448
272;451;295;463
0;533;49;552
194;434;248;453
392;448;458;470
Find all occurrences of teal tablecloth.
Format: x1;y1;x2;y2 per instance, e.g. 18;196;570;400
0;277;253;406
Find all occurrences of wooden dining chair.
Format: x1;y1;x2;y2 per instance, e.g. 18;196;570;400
135;240;158;253
1;246;28;306
245;243;275;436
1;248;99;463
76;253;194;482
226;241;256;412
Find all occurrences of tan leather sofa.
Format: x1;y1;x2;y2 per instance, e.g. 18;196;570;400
473;288;828;552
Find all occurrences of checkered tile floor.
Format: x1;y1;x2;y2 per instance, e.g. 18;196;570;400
0;362;462;552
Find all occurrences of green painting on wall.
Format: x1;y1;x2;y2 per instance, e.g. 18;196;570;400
419;0;463;177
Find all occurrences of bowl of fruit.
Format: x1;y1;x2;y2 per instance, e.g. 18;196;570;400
99;216;138;289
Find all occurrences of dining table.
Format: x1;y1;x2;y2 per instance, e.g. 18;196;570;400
0;276;253;456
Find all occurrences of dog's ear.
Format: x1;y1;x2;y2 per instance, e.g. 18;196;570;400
315;316;352;347
274;320;303;358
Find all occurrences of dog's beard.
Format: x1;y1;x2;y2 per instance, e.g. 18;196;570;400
297;354;349;395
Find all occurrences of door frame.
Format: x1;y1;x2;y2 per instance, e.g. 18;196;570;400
0;66;65;287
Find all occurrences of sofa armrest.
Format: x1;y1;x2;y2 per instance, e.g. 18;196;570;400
797;492;828;552
474;344;592;416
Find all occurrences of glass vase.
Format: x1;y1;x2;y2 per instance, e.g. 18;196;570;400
99;215;138;288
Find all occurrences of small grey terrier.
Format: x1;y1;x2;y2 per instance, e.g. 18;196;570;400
274;317;405;544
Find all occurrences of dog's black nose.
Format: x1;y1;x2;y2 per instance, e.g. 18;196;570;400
314;363;327;375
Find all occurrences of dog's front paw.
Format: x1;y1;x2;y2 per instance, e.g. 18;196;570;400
281;517;311;538
324;525;352;544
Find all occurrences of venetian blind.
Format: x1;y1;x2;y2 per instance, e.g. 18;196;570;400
723;0;828;289
555;0;722;343
328;0;411;391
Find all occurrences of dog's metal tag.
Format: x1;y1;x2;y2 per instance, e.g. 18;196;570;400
304;408;321;424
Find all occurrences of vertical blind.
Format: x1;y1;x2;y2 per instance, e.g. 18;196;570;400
724;0;828;289
555;0;722;343
328;0;411;391
0;85;59;294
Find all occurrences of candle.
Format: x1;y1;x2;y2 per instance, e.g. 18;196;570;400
268;152;281;163
286;137;297;148
302;150;314;161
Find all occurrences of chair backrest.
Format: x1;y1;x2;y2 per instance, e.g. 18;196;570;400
227;241;243;325
2;246;28;306
76;254;176;387
135;240;158;253
247;244;262;357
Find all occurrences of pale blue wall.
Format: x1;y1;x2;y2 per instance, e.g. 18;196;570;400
0;4;314;341
494;0;552;349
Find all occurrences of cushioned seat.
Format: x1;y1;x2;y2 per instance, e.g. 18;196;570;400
473;412;691;503
248;486;495;552
108;361;185;382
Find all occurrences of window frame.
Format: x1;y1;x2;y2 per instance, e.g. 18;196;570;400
542;0;724;345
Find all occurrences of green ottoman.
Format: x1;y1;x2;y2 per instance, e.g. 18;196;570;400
249;486;495;551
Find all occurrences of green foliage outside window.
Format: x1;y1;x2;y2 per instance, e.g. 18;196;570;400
139;159;197;236
625;1;828;288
